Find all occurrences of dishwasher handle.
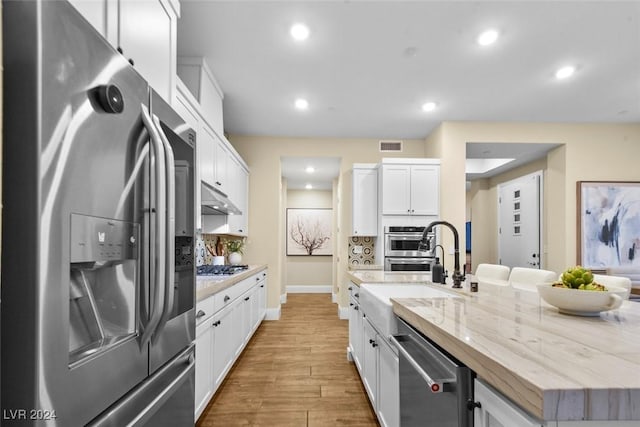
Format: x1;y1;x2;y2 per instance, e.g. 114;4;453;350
389;334;454;394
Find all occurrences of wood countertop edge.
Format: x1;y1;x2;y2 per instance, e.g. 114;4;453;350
196;264;268;302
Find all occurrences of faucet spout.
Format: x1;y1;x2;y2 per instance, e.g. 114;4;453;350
420;221;465;288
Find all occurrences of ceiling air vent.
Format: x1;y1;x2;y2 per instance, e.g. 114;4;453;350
379;140;403;152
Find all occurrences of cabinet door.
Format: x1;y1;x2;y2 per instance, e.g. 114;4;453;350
119;0;175;101
199;125;216;187
349;300;364;373
173;91;202;230
410;165;439;215
258;273;267;321
213;139;229;192
377;339;399;427
195;320;213;418
227;160;249;235
474;379;544;427
352;167;378;235
381;165;411;215
362;319;379;409
212;307;234;391
68;0;116;43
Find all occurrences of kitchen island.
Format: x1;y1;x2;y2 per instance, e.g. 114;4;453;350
347;270;640;424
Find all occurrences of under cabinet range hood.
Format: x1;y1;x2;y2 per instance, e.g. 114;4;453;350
201;181;242;215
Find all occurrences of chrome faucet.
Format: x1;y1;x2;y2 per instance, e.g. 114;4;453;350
419;221;465;288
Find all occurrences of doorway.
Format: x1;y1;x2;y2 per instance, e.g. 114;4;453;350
497;171;543;269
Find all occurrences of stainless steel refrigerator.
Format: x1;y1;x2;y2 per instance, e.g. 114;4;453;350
2;1;196;425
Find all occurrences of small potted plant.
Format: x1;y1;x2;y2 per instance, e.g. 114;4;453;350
225;238;245;265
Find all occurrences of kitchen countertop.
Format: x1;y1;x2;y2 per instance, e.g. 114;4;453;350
390;282;640;422
348;269;433;285
196;264;267;302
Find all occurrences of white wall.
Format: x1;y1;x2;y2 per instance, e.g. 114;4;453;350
286;189;333;288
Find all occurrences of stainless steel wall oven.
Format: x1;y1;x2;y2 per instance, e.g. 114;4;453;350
384;226;434;271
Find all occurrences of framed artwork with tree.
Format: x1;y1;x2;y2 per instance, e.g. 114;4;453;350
286;208;332;256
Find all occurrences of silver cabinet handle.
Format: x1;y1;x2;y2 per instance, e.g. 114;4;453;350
389;334;455;394
139;104;166;349
196;310;206;318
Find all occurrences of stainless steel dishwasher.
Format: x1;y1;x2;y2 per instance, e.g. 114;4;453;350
390;318;474;427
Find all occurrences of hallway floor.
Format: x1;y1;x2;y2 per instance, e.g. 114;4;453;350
196;293;379;426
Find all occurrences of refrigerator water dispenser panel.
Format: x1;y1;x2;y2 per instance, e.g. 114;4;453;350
69;214;139;367
70;213;139;263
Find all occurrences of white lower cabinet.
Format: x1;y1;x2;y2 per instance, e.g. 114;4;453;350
474;379;544;427
194;269;268;419
211;306;234;391
362;319;379;409
194;317;214;419
348;290;399;427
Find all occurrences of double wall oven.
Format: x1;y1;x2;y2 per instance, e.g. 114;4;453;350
384;226;435;271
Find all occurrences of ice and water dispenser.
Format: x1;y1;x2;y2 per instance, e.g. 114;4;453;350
69;214;139;367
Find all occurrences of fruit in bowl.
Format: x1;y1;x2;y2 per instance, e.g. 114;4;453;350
552;265;605;291
538;266;625;316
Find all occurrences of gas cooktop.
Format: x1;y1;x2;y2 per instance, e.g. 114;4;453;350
196;264;249;276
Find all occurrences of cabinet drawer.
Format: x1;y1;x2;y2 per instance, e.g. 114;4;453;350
213;276;256;312
196;295;216;325
349;281;360;302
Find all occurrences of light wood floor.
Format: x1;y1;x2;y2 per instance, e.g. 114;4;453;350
196;293;379;427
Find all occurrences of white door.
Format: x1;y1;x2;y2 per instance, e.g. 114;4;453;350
498;172;542;269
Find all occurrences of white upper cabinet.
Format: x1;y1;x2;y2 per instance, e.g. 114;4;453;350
174;81;202;230
199;125;217;189
380;159;440;216
69;0;179;102
177;57;225;138
227;157;249;236
352;164;378;236
213;139;230;194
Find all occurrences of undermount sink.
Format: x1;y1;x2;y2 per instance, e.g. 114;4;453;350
359;284;459;338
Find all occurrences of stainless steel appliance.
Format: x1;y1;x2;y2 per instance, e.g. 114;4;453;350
390;318;474;427
2;2;195;425
196;265;249;276
384;226;435;271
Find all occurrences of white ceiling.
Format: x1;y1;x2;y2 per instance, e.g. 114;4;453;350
177;1;640;186
281;156;341;190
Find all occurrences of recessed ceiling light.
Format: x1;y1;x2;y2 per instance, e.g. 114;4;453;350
305;184;313;190
290;23;310;41
295;98;309;110
555;65;576;80
422;102;437;112
477;29;499;46
305;166;315;173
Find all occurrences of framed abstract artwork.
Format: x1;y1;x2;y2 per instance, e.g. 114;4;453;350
286;208;333;256
577;181;640;270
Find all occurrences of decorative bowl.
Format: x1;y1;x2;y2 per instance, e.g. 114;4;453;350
536;284;626;316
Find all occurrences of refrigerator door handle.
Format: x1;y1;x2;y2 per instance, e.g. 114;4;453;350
151;114;176;343
139;104;167;349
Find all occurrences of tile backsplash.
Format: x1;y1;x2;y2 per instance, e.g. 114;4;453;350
195;234;222;266
348;236;375;266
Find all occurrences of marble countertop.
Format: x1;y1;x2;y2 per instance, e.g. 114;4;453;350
348;269;433;285
391;282;640;422
196;264;267;302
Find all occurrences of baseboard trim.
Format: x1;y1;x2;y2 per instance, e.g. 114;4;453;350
338;306;349;320
280;293;287;304
265;307;281;320
286;285;332;294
